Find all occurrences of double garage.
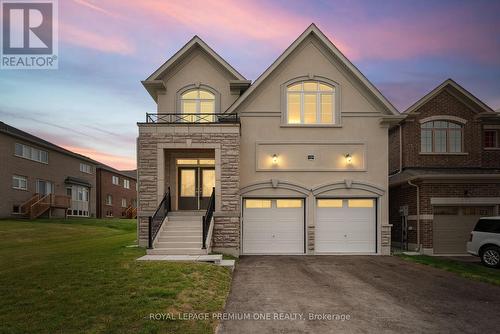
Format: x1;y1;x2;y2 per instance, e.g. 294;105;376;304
242;198;377;254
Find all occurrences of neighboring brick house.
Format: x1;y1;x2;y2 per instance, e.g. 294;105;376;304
96;167;137;218
389;79;500;255
0;121;97;218
137;24;403;256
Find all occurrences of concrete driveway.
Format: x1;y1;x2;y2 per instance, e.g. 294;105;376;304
218;256;500;334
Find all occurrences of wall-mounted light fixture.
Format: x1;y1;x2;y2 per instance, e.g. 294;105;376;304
272;154;278;165
344;153;353;164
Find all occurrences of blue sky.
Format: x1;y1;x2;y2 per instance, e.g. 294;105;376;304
1;0;499;169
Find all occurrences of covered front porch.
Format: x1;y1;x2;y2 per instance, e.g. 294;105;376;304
137;121;241;255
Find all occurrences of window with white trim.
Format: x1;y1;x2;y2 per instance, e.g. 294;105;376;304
14;143;48;163
123;179;130;189
121;198;127;208
421;121;463;153
12;175;27;190
106;194;113;205
180;89;215;122
286;81;335;125
80;163;92;174
112;176;119;185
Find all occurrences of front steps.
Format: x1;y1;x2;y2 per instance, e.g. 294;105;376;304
147;211;207;256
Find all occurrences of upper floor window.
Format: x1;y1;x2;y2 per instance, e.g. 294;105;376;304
123;179;130;189
180;89;215;122
421;121;463;153
112;176;119;185
286;81;335;125
80;163;92;174
484;129;499;148
15;143;48;164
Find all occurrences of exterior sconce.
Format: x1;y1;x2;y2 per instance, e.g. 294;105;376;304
344;153;352;164
272;154;278;165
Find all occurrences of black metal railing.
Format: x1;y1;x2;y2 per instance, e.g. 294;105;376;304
148;187;171;249
202;187;215;249
146;113;239;124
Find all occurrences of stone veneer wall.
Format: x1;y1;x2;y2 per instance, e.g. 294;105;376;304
137;123;240;253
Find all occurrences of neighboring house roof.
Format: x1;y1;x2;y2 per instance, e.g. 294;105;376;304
96;165;137;180
225;23;400;116
389;167;500;186
404;79;495;115
142;36;247;102
0;121;96;164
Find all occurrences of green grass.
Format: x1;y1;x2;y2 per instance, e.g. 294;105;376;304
0;218;232;334
397;254;500;286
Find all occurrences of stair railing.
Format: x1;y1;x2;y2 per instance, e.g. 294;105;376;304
30;194;51;219
20;193;40;215
148;187;171;249
202;187;215;249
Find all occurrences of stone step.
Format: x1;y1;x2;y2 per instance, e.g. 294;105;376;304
156;241;202;248
162;225;202;231
147;248;207;255
158;236;202;243
138;254;222;263
167;215;203;220
160;230;201;236
168;211;205;216
163;221;201;227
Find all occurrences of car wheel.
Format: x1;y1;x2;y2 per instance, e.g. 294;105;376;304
481;246;500;268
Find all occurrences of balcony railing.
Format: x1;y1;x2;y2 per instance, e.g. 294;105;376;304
145;113;239;124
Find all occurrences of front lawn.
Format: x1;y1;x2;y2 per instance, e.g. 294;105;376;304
0;218;232;334
397;254;500;286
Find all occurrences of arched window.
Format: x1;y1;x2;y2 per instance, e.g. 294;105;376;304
180;89;215;122
421;121;463;153
286;81;336;125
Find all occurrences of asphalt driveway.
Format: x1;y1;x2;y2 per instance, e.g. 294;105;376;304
218;256;500;334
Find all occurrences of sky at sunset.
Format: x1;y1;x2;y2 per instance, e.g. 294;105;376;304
1;0;499;170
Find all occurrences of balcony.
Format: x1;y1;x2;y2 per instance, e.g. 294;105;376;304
145;113;239;124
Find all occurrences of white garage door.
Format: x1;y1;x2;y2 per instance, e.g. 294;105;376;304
316;199;376;253
242;199;304;254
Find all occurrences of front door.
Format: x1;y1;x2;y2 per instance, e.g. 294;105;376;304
178;167;215;210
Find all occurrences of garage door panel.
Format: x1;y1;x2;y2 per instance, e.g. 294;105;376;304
316;200;376;253
434;215;481;254
243;199;304;254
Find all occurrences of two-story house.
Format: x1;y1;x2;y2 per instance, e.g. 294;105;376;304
137;24;403;256
389;79;500;255
96;166;137;219
0;121;97;218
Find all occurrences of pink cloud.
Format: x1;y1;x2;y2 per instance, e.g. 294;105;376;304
62;145;136;170
59;22;135;55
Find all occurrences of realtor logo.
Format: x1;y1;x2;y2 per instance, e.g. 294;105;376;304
1;0;58;69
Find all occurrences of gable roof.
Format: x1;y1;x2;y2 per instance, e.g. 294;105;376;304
225;23;399;116
0;121;96;164
142;36;246;101
404;79;495;114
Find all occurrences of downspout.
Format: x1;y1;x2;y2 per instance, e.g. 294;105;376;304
399;124;403;173
407;179;420;252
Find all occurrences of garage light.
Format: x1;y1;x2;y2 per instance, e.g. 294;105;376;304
272;154;278;164
344;153;352;164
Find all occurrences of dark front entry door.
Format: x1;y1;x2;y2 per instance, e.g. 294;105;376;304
178;167;215;210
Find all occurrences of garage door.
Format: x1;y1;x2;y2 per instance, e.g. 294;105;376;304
433;206;495;254
242;199;304;254
316;199;376;253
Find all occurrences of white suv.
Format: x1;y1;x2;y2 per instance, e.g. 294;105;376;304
467;217;500;268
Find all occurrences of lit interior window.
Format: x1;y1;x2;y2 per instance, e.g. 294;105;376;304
245;199;272;209
348;199;374;208
276;199;303;208
317;199;343;208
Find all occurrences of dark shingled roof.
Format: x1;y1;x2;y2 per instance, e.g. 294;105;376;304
0;121;96;164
